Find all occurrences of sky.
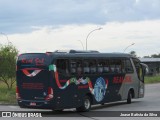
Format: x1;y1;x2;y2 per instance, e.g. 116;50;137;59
0;0;160;57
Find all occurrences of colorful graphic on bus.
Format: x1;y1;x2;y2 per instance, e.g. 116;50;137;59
49;64;108;100
22;68;42;77
94;77;107;102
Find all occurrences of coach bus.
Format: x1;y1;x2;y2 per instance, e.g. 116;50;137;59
16;50;146;112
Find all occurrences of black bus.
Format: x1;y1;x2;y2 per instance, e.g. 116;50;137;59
16;50;146;111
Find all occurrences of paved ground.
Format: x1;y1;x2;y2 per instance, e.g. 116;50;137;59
0;83;160;120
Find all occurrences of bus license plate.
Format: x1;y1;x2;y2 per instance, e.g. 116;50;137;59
30;102;36;106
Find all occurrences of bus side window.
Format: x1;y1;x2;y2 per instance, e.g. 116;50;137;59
70;60;82;76
70;60;76;74
56;59;69;75
77;61;82;76
121;59;126;73
109;59;123;73
125;59;134;73
83;60;90;74
110;60;115;73
103;60;110;73
115;60;122;73
97;60;105;73
89;60;96;74
110;60;116;73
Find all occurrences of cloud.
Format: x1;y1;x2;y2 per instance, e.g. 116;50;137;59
0;0;160;33
4;19;160;57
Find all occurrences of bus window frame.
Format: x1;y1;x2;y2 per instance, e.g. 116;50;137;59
69;58;83;77
132;58;144;82
109;58;123;73
55;57;134;77
124;58;134;74
97;59;105;74
83;59;97;75
55;58;70;77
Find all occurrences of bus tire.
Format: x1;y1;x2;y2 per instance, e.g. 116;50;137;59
127;91;132;104
76;96;91;112
19;105;25;108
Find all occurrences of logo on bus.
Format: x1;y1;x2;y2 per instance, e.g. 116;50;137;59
94;77;106;102
21;58;45;66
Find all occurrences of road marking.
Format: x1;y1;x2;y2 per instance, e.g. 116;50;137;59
9;106;18;109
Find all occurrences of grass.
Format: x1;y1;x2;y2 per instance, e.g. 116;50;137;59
145;75;160;84
0;82;17;104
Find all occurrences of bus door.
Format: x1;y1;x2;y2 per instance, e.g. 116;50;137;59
138;63;146;98
133;59;145;98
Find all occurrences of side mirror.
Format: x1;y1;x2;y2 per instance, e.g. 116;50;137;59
140;63;149;75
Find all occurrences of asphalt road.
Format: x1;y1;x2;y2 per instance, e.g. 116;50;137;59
0;83;160;120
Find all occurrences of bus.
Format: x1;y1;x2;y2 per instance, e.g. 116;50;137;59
16;50;146;112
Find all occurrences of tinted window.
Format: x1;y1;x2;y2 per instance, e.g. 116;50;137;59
83;60;90;74
110;59;123;73
70;59;82;76
97;60;105;73
132;58;143;80
97;59;110;73
89;59;97;74
124;59;134;73
56;59;69;75
83;59;97;74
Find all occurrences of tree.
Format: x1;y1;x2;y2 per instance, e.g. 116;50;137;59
151;54;160;58
143;56;150;58
129;51;137;57
0;43;18;89
143;53;160;58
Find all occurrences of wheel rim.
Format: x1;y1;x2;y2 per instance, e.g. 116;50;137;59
84;98;90;109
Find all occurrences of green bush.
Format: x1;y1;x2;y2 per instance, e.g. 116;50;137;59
0;82;17;104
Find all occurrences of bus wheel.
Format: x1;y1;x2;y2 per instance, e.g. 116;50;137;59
127;91;132;104
19;105;25;108
76;96;91;112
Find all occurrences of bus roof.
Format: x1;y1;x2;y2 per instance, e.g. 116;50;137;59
50;50;135;59
19;50;137;59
